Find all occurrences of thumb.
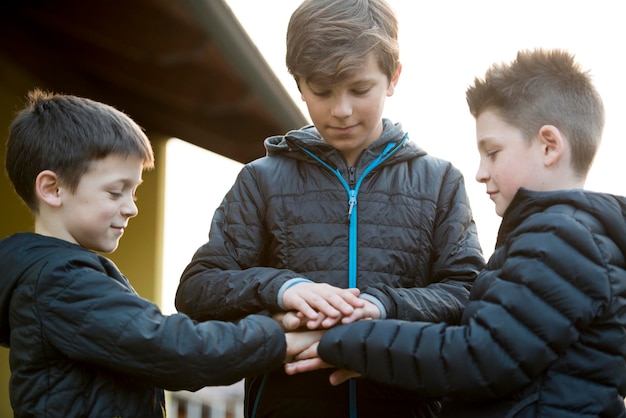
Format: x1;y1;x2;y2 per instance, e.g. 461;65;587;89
282;311;305;330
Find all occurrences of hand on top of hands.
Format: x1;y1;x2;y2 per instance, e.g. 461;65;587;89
276;301;381;331
281;282;380;329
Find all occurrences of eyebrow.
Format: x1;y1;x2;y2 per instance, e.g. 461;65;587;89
307;76;377;89
476;137;494;151
345;77;378;87
109;178;143;188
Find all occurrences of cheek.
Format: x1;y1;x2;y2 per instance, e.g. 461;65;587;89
488;163;511;191
359;99;384;122
304;101;324;121
493;155;517;178
94;201;119;219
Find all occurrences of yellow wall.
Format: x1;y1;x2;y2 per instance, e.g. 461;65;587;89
0;54;167;417
0;54;37;418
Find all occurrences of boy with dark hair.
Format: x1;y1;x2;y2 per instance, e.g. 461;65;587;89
175;0;485;417
292;49;626;417
0;89;313;417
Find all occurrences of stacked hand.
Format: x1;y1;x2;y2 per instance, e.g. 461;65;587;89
278;282;378;385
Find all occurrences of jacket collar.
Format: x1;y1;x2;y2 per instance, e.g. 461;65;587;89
264;119;426;168
496;188;626;253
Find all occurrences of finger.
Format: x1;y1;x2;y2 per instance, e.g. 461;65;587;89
284;357;331;375
305;312;330;329
341;300;380;324
310;297;343;318
294;343;319;360
293;299;322;321
305;295;352;319
287;285;364;320
327;292;366;316
285;330;324;359
272;312;285;322
329;369;361;386
297;284;356;315
282;287;322;320
320;315;342;328
340;309;368;324
347;288;361;297
282;311;306;330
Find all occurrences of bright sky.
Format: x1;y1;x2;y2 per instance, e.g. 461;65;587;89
161;0;626;314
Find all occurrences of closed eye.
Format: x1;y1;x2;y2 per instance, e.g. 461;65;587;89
352;88;371;95
486;150;499;159
312;90;331;97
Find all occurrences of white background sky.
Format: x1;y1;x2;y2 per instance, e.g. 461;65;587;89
161;0;626;315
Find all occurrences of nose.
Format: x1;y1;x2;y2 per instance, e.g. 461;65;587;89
331;94;352;118
475;159;489;184
122;197;139;218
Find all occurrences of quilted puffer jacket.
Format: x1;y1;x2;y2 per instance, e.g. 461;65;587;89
0;233;287;417
319;188;626;417
176;120;485;418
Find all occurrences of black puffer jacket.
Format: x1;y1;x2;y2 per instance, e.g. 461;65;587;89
319;188;626;417
176;120;485;417
0;233;286;418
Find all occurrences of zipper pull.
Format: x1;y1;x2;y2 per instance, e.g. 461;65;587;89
348;189;357;218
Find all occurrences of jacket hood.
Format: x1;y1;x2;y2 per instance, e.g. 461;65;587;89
499;188;626;255
263;119;426;166
0;233;84;347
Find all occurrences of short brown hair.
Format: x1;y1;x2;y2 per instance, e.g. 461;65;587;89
466;49;604;177
286;0;400;86
5;89;154;212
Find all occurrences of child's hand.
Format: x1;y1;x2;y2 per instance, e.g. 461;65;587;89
284;354;332;375
329;369;362;386
340;299;381;324
284;332;331;375
273;311;306;331
284;329;325;363
283;330;362;382
303;298;382;328
282;283;364;325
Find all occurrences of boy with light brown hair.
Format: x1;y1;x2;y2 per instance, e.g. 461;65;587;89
175;0;484;417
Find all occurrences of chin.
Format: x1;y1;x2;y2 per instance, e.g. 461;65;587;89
96;242;120;254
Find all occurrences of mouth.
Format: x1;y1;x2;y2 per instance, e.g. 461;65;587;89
329;124;356;135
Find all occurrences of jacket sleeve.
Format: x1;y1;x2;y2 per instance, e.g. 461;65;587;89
175;165;301;320
319;209;615;400
40;257;287;391
364;163;485;324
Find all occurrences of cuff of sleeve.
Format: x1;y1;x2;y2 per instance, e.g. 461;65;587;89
277;278;312;310
360;293;386;319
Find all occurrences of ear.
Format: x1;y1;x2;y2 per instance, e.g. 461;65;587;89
294;77;304;98
293;76;302;94
387;63;402;97
538;125;565;167
35;170;63;208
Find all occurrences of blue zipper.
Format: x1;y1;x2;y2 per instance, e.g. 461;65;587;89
297;134;407;418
